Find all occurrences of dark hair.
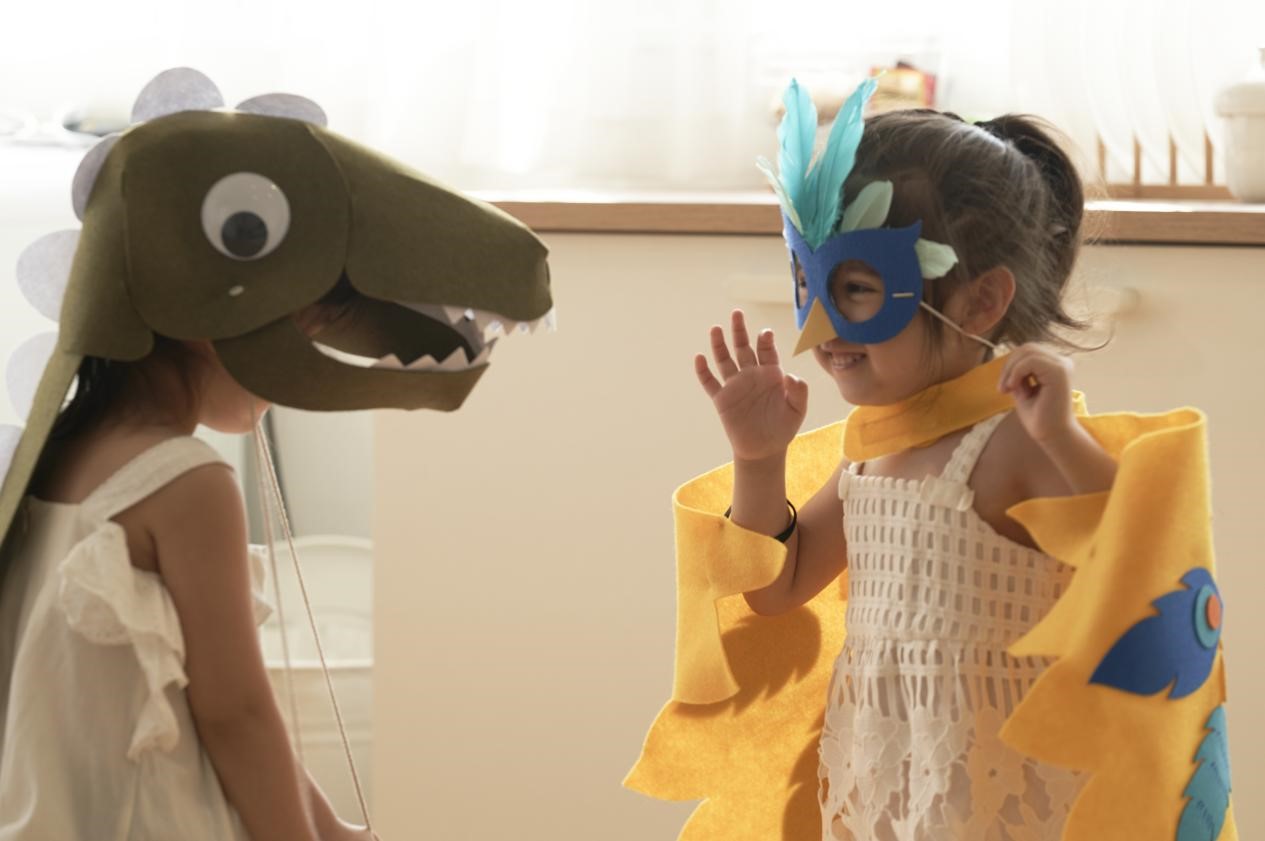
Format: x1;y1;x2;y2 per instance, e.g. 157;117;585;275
48;272;363;443
843;109;1090;352
49;337;205;443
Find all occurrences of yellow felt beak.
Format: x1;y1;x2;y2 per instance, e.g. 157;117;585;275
792;298;838;355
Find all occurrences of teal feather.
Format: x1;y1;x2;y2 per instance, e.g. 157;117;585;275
1177;705;1232;841
777;80;817;214
802;77;877;247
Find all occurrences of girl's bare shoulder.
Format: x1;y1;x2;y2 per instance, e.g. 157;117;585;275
976;412;1073;502
36;426;243;573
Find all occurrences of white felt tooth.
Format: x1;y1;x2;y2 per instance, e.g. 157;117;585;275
131;67;225;124
7;332;58;421
372;354;403;370
407;355;440;371
17;230;79;321
515;321;531;335
313;343;377;368
72;134;120;221
235;93;328;127
437;349;468;371
542;309;558;332
0;424;21;485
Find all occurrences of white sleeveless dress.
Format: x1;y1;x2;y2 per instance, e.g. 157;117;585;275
0;437;271;840
819;413;1084;841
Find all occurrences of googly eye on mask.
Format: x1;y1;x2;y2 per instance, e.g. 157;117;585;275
756;78;961;354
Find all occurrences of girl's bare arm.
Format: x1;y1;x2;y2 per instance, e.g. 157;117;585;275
739;458;848;616
145;463;319;841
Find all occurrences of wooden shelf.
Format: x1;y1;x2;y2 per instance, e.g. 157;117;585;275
479;191;1265;246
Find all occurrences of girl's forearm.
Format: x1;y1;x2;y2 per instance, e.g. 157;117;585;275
732;452;803;615
195;701;319;841
1039;422;1117;495
305;769;370;841
731;453;793;536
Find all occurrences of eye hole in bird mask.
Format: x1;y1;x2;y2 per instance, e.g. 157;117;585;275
828;259;886;324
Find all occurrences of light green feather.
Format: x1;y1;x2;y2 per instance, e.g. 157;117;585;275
838;180;892;232
915;238;959;279
756;156;803;232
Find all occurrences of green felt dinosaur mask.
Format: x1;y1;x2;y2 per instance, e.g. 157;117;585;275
0;67;553;549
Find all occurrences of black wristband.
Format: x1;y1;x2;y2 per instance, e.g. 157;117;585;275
723;500;798;543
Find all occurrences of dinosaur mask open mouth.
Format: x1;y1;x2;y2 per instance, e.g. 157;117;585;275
307;291;553;374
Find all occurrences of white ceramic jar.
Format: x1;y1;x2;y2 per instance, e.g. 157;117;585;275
1216;48;1265;202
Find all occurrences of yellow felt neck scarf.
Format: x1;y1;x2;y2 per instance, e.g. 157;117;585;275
841;355;1014;462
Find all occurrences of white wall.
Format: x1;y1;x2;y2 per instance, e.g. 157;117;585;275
373;234;1264;840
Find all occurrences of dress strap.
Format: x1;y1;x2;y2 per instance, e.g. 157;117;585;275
938;411;1009;485
80;437;230;522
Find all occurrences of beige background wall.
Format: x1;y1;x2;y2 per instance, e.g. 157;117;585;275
373;234;1263;839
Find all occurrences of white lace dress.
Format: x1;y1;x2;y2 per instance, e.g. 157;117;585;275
819;413;1084;841
0;437;272;840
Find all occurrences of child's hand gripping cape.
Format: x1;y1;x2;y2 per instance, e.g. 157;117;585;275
625;356;1236;841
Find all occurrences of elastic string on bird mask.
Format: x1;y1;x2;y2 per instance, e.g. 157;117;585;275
757;78;966;355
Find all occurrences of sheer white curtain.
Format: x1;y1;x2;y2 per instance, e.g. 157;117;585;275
0;0;1261;190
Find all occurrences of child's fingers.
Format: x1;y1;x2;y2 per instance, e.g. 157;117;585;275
998;345;1036;392
755;328;779;367
695;354;723;398
709;325;740;379
730;310;758;369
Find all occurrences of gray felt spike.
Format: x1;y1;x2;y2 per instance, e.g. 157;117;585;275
236;93;328;128
0;425;21;488
131;67;225;124
72;134;120;221
6;333;58;422
17;230;80;321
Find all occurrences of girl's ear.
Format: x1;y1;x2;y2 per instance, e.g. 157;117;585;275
961;266;1016;337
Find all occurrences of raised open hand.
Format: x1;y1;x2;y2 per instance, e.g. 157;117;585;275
694;310;809;462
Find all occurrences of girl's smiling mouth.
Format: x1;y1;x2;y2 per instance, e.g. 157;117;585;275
828;351;867;371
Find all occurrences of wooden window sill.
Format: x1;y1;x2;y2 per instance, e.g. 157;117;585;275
478;191;1265;246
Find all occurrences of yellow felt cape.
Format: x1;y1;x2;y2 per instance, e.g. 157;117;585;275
625;367;1235;840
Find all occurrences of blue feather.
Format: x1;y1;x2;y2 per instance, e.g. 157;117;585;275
1090;568;1221;699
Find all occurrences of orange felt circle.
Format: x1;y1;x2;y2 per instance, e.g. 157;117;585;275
1206;593;1222;631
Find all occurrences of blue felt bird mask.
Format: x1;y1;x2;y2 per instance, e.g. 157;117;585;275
757;78;959;354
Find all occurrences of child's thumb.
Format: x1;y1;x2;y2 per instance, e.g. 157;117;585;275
784;374;809;415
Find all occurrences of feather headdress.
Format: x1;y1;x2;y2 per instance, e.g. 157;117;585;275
757;77;956;279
